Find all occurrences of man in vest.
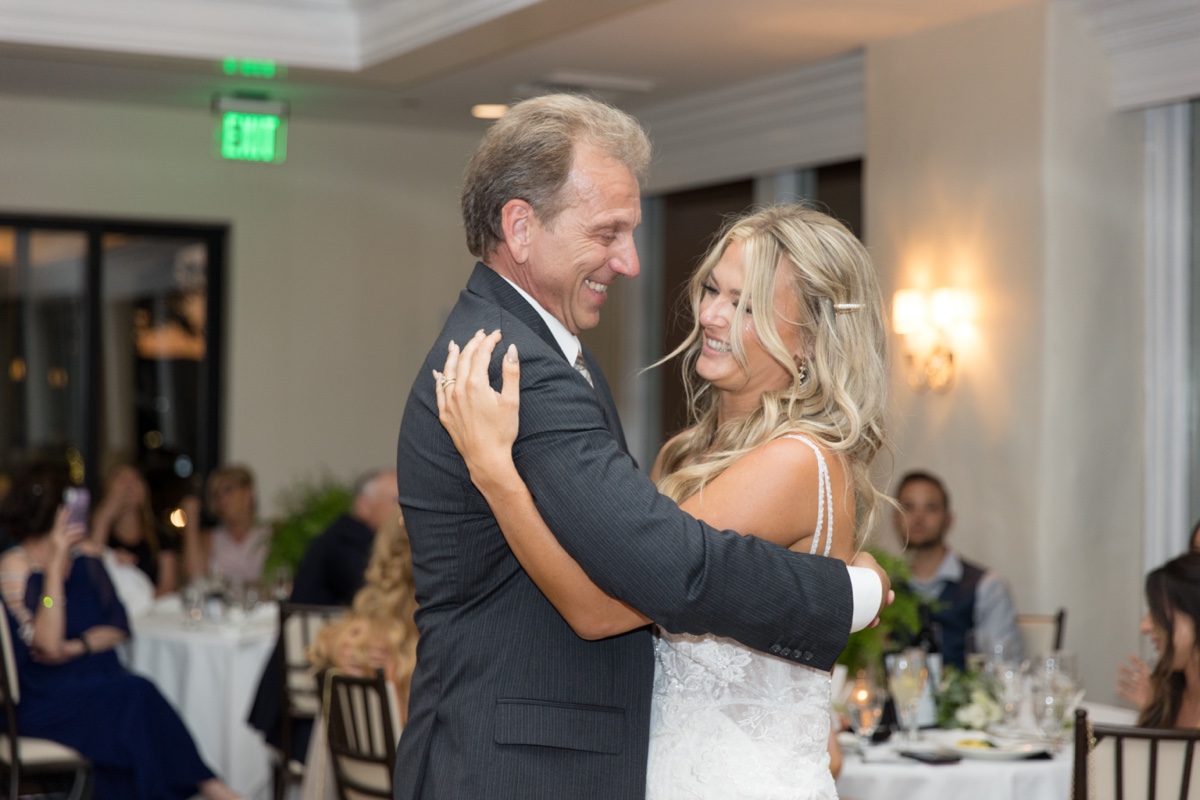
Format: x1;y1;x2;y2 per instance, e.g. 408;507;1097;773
894;470;1023;671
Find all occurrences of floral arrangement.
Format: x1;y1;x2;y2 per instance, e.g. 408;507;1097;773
936;666;1003;730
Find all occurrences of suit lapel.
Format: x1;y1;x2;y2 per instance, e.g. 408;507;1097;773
466;263;630;455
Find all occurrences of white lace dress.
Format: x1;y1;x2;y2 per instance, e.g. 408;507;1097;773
646;436;839;800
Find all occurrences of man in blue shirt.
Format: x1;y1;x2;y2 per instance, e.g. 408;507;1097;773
894;470;1023;670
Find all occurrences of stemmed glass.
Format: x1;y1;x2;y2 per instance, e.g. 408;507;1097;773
993;659;1028;730
843;672;886;757
888;648;929;744
1031;651;1081;751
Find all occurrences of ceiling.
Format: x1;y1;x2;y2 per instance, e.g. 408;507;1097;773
0;0;1041;131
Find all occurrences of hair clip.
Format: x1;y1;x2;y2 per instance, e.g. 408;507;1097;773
833;303;862;315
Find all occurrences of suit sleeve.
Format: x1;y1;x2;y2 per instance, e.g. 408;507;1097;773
511;338;853;672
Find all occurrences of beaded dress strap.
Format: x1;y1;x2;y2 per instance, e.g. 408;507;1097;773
781;435;834;557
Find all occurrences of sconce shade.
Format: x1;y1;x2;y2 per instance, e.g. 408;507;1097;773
892;289;927;336
892;286;970;393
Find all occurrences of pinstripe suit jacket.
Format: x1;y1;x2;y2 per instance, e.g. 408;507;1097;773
393;263;854;800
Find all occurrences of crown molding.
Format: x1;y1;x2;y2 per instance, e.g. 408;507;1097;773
356;0;538;66
638;51;864;194
0;0;538;71
1071;0;1200;109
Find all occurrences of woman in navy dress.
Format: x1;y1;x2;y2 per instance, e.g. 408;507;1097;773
0;463;240;800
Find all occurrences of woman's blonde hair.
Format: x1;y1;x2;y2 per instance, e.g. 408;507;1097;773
309;512;419;710
655;204;890;540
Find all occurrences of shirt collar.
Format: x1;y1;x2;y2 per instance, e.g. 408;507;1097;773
909;548;963;598
498;274;582;365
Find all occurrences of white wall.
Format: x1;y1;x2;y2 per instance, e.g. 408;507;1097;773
0;93;481;512
866;0;1144;702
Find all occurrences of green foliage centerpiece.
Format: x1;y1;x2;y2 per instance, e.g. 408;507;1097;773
837;549;923;676
263;475;353;577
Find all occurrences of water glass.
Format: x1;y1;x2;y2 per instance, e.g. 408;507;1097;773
1031;651;1081;749
993;660;1027;727
271;565;293;602
843;674;886;756
887;648;929;743
182;583;204;629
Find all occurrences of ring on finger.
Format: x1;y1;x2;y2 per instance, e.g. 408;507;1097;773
440;376;456;388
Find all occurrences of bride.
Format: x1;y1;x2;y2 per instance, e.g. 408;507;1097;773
435;204;889;799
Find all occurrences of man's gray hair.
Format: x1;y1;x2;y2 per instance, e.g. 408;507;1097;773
353;468;391;499
461;93;652;259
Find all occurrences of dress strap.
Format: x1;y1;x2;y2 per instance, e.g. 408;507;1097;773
781;435;834;557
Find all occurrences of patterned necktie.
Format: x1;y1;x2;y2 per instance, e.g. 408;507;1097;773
573;350;594;388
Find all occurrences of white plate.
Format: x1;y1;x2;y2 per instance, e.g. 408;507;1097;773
948;740;1049;760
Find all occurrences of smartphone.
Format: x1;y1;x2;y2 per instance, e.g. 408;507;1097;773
900;750;962;765
63;487;91;529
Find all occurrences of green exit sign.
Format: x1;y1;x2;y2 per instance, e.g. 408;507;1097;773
219;112;286;164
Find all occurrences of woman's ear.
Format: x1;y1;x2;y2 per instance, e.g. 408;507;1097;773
500;199;534;264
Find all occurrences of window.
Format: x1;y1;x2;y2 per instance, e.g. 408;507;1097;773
0;214;226;520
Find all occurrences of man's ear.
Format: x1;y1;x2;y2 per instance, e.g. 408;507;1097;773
500;199;534;264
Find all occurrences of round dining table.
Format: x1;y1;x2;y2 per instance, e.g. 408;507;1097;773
124;596;278;800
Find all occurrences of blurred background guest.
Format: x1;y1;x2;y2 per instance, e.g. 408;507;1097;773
299;510;418;800
893;469;1023;670
184;463;270;584
0;462;240;800
247;468;399;764
88;461;180;596
290;469;398;605
1116;551;1200;727
1189;519;1200;553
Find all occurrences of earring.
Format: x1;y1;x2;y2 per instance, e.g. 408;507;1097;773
797;358;809;384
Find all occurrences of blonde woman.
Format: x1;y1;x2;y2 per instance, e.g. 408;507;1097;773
436;204;888;799
308;511;419;721
299;512;418;800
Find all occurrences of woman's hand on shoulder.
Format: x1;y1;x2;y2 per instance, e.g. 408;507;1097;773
435;329;522;487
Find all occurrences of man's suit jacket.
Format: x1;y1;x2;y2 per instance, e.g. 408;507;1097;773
393;263;855;800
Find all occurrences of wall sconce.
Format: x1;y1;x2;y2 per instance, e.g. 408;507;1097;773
892;288;970;393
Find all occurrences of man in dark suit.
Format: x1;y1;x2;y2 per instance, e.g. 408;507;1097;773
394;93;889;800
247;468;397;760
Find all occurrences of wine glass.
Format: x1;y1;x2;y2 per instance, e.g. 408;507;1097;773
1031;651;1081;750
888;648;929;744
993;659;1027;729
843;673;886;757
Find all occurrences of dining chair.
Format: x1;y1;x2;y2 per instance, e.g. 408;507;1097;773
1073;707;1200;800
275;602;345;800
0;614;93;800
324;670;400;800
1017;607;1066;658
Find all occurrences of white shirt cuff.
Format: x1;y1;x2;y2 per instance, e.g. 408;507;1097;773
847;565;884;633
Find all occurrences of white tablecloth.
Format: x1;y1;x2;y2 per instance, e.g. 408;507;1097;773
126;598;278;800
836;729;1072;800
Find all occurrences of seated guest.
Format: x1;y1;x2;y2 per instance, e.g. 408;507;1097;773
1117;552;1200;726
183;463;270;584
308;508;418;721
894;470;1023;670
247;468;399;761
298;511;417;800
291;469;398;605
0;463;240;800
88;461;180;596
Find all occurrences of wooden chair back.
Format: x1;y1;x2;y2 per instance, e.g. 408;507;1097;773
1074;708;1200;800
325;670;400;800
0;611;93;800
1018;608;1066;658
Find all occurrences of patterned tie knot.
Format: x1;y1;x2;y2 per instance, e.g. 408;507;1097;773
573;350;594;388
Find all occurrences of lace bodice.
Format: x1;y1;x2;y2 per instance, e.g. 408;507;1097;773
646;435;839;800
